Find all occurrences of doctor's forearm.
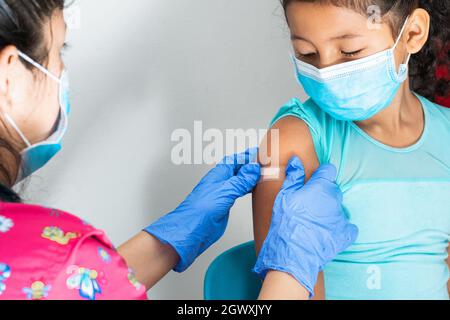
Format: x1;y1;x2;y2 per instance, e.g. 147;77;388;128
118;231;179;290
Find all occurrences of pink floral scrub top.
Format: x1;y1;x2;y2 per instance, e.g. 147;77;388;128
0;202;148;300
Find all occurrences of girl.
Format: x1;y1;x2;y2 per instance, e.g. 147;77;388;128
254;0;450;300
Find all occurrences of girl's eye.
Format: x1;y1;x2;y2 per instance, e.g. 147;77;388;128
296;52;316;59
342;49;363;57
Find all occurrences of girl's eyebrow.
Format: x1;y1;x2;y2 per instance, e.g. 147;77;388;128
330;33;363;40
291;32;363;42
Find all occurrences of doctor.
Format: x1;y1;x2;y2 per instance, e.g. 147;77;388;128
0;1;357;300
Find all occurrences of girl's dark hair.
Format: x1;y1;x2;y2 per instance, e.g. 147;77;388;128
0;0;65;202
281;0;450;104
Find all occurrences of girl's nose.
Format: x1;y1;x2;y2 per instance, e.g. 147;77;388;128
315;48;342;69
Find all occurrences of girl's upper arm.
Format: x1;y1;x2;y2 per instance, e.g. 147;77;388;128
252;115;326;299
252;115;319;255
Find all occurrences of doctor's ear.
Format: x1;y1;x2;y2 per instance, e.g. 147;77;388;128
0;46;26;111
404;9;431;55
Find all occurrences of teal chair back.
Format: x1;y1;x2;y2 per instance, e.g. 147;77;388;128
204;241;262;300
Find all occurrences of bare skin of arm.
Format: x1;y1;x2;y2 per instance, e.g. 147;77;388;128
253;116;325;300
118;232;179;291
259;271;310;300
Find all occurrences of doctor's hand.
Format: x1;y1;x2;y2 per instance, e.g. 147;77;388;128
253;157;358;298
144;148;261;273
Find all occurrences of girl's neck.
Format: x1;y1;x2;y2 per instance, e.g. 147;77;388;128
354;81;425;149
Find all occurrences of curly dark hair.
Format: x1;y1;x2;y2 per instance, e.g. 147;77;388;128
0;0;66;202
280;0;450;104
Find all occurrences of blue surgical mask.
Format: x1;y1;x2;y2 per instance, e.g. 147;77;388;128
292;16;412;121
5;51;71;184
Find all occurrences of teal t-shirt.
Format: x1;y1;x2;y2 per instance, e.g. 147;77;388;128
270;92;450;300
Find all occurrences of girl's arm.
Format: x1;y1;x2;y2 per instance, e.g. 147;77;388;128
259;271;310;300
118;231;179;290
253;116;325;300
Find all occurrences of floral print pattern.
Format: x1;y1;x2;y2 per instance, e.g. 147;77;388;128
0;202;148;300
0;216;13;233
66;265;102;300
23;280;52;300
41;226;79;245
0;263;11;296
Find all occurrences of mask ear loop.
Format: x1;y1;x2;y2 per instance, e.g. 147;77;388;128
4;114;32;148
17;51;61;83
4;51;63;149
393;16;412;66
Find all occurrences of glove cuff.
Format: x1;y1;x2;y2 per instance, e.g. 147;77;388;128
252;226;321;298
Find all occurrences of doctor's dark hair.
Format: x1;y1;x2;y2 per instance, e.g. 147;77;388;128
0;0;65;202
281;0;450;104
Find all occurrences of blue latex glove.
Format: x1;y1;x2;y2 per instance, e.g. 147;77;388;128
253;156;358;297
145;148;261;272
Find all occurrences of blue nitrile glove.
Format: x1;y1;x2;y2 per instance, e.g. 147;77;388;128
145;148;261;272
253;156;358;297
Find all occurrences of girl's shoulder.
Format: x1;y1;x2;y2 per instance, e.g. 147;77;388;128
270;97;330;130
416;92;450;130
426;96;450;119
270;97;338;164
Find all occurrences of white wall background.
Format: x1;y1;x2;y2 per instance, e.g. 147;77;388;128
18;0;306;299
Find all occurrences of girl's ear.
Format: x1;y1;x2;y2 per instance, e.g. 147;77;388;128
0;46;21;112
406;8;431;55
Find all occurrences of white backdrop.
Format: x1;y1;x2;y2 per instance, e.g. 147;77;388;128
18;0;307;299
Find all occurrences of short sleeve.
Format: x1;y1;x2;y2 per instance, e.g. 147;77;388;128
48;229;148;301
270;98;328;164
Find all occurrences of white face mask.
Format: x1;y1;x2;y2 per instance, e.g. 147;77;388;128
292;16;412;121
4;51;71;184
